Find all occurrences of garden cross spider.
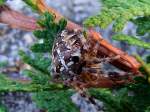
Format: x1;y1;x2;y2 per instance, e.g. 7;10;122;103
51;29;132;89
51;29;134;110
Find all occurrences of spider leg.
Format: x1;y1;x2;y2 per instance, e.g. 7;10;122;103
81;54;135;87
107;71;135;83
81;71;134;88
92;55;120;64
72;82;103;111
83;55;121;76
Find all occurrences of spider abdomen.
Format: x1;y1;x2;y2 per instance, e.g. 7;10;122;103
51;30;86;79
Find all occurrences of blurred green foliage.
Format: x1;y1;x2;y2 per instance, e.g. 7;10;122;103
84;0;150;49
23;0;38;11
0;61;8;68
0;0;4;6
0;105;7;112
84;0;150;32
112;34;150;49
32;90;79;112
132;17;150;36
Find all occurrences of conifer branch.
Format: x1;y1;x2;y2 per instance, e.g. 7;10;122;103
0;73;66;92
0;1;141;74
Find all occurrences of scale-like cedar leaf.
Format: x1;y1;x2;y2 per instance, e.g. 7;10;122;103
32;90;79;112
146;55;150;63
19;50;51;74
0;72;64;92
132;16;150;35
89;88;135;112
31;12;67;53
0;104;7;112
84;0;150;32
0;0;4;6
113;34;150;49
0;73;35;92
23;0;38;11
0;61;8;68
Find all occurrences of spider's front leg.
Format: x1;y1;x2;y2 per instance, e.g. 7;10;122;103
85;55;121;66
80;54;134;88
79;73;131;88
66;76;103;111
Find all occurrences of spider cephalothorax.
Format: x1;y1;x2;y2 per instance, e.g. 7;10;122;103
51;29;124;88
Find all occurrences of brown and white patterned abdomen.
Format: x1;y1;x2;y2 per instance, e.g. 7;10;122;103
51;30;86;80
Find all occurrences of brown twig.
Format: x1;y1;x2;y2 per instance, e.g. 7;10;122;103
0;5;38;31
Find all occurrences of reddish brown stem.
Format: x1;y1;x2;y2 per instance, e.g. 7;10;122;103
0;5;38;31
89;30;140;73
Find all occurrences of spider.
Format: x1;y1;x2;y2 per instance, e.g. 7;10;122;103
51;29;132;89
51;29;134;110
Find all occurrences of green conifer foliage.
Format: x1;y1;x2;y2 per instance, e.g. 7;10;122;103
23;0;38;11
112;34;150;49
84;0;150;31
84;0;150;49
132;17;150;36
31;12;67;52
0;0;4;6
32;90;79;112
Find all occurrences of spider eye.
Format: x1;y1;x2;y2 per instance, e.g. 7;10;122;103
71;56;80;63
